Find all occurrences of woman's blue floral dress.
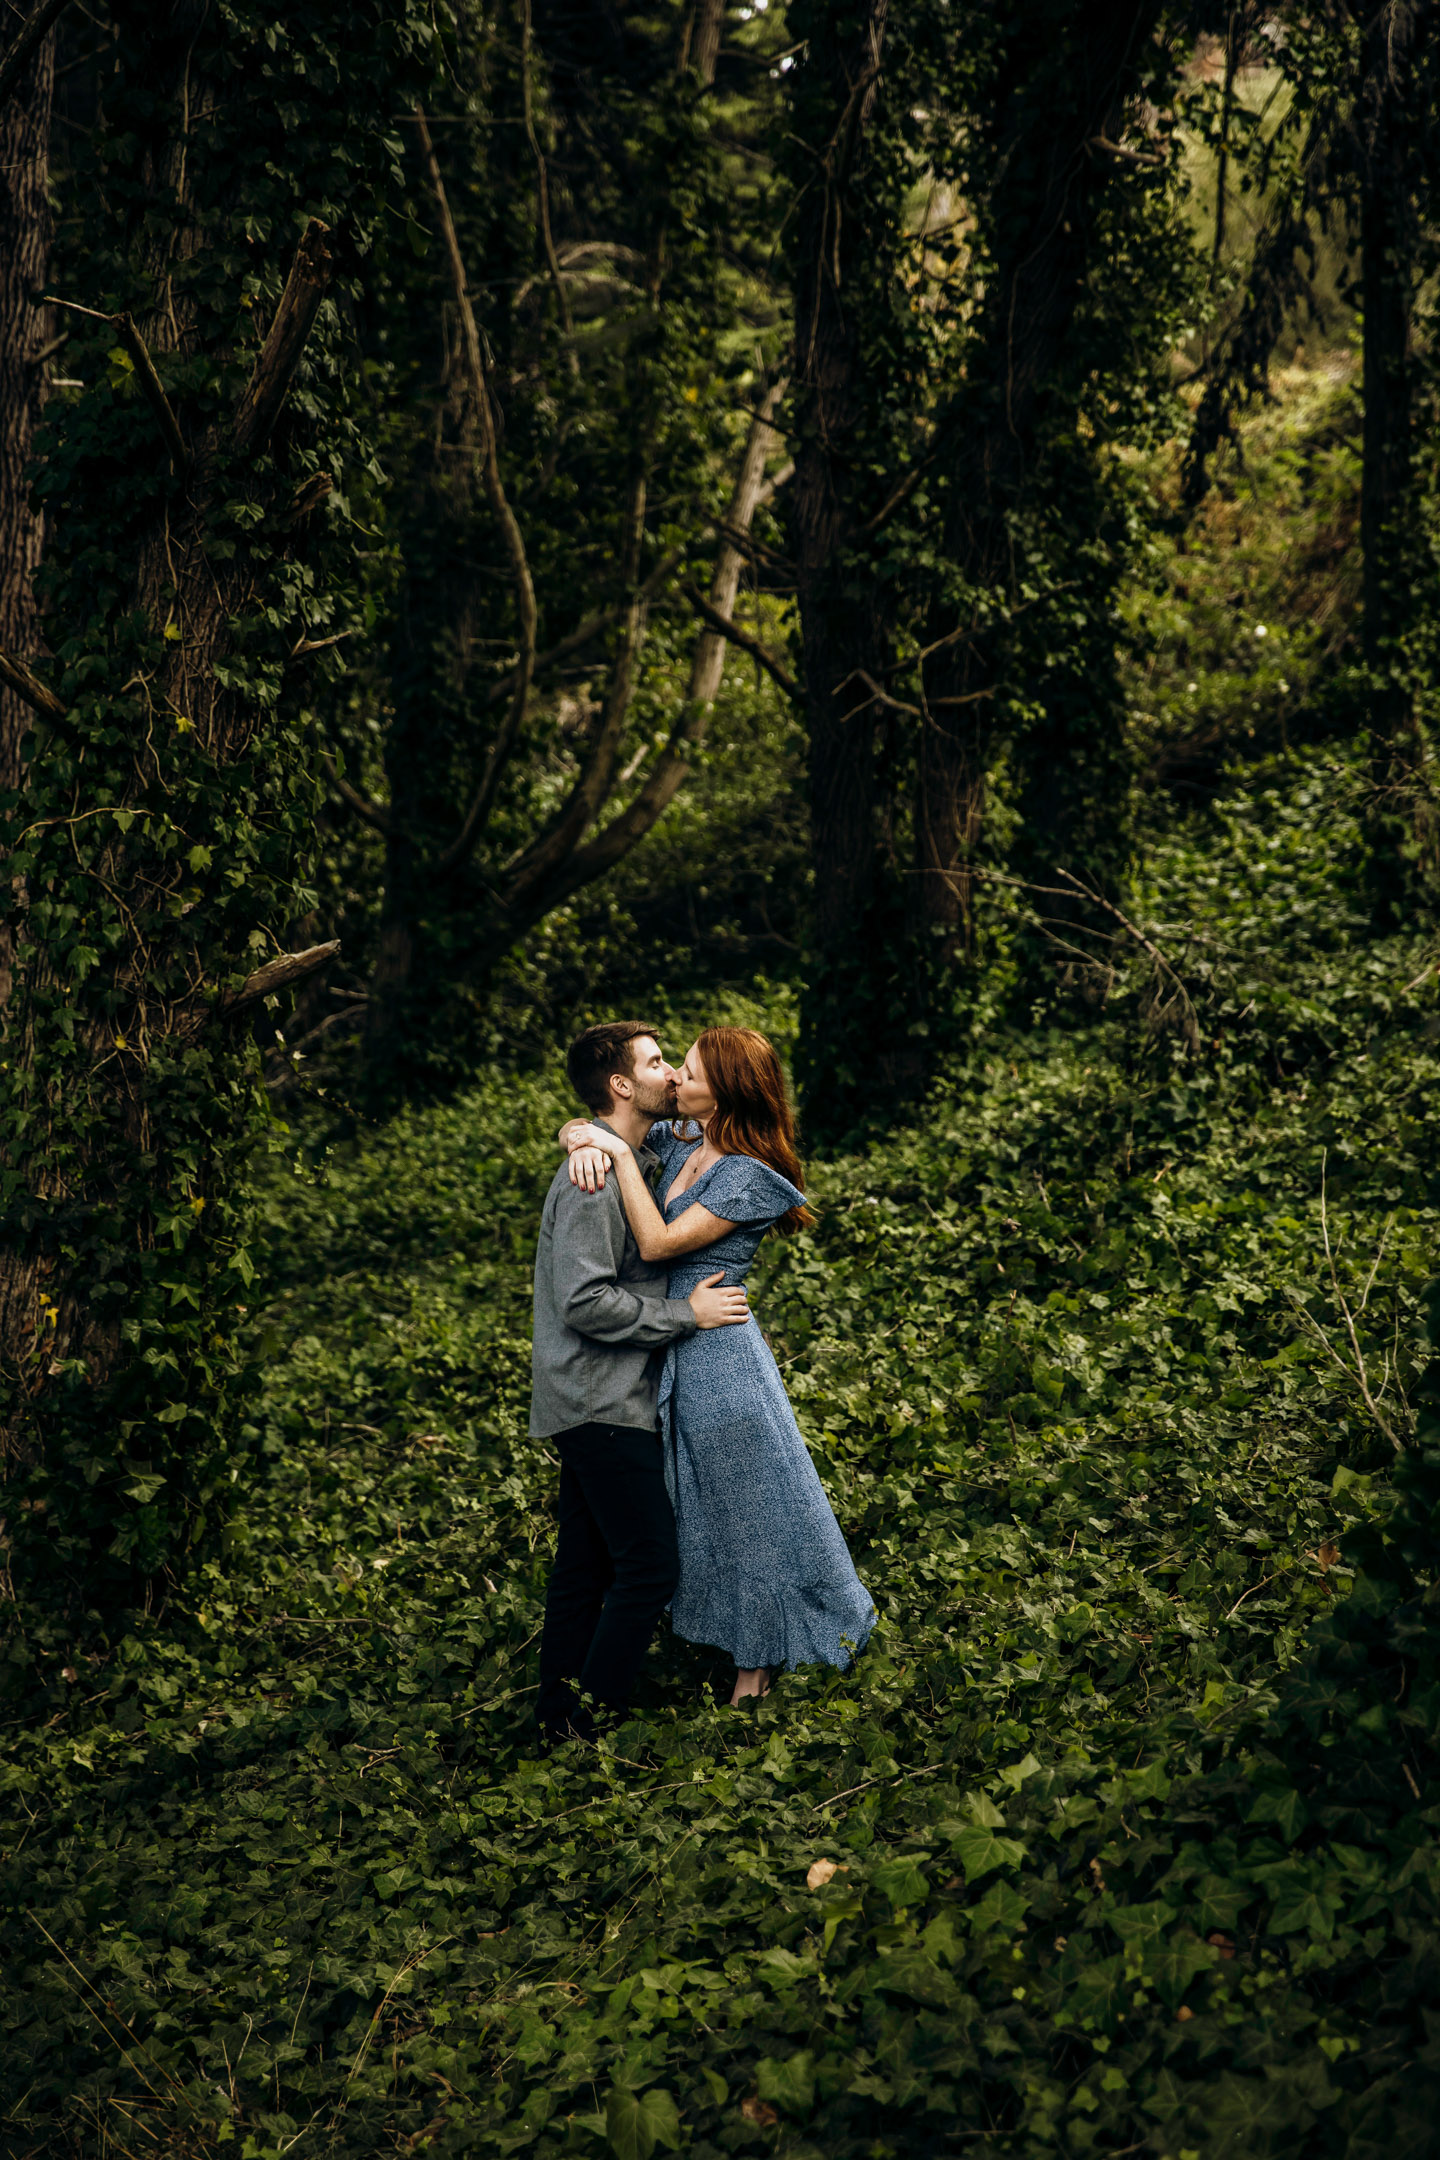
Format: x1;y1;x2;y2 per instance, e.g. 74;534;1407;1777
648;1122;876;1673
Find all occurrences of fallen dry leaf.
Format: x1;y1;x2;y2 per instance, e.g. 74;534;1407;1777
1206;1932;1235;1959
1318;1540;1341;1569
741;2097;779;2128
806;1857;838;1889
1176;2005;1195;2023
1089;1857;1106;1891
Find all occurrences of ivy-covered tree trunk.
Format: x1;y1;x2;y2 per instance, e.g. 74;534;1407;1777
0;0;434;1612
0;15;55;1009
1351;0;1436;905
917;0;1166;960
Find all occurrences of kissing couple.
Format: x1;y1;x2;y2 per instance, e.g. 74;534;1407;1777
530;1020;875;1742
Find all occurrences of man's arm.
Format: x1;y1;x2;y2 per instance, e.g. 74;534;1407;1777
552;1182;702;1346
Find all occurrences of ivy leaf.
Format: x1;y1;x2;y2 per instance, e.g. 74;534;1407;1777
756;2051;815;2115
1248;1786;1308;1842
872;1947;954;2006
1063;1953;1127;2033
949;1825;1027;1882
605;2087;681;2160
1191;1874;1252;1932
968;1879;1030;1934
872;1854;930;1908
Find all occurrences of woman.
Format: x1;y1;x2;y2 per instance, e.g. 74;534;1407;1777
560;1026;875;1705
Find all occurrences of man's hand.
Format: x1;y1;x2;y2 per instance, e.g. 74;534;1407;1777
689;1272;749;1329
568;1145;612;1192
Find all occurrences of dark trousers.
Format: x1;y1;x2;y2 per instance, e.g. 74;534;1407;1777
536;1421;679;1737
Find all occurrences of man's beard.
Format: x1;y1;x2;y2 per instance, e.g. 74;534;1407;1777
633;1075;678;1118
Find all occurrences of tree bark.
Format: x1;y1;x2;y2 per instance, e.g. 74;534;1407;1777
0;19;53;1008
786;1;897;1133
0;1;370;1555
1356;2;1416;709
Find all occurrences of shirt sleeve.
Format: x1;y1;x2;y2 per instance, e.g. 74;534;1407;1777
700;1152;805;1227
551;1181;699;1345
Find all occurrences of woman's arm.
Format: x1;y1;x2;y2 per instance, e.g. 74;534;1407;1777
562;1123;736;1260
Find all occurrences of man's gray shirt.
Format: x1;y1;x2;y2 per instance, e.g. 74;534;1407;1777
529;1122;698;1439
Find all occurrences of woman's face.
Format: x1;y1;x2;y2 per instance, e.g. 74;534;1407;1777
675;1041;715;1124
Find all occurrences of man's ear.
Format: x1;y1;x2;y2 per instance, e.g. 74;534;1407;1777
607;1066;632;1106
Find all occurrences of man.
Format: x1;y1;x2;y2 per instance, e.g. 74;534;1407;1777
531;1021;748;1741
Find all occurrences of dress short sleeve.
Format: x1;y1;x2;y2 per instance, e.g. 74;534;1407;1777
702;1151;805;1227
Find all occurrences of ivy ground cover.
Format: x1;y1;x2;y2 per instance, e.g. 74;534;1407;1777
3;753;1440;2159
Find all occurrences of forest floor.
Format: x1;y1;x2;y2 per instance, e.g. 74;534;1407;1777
4;746;1440;2159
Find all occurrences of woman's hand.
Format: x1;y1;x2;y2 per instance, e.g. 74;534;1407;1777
568;1144;613;1193
562;1119;629;1156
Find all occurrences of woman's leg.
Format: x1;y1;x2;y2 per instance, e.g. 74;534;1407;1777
731;1666;770;1705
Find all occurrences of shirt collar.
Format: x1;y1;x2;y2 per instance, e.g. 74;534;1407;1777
594;1114;659;1174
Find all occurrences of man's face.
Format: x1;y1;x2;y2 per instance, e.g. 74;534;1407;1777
620;1035;678;1117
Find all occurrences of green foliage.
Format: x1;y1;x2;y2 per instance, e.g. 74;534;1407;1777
0;1;445;1596
3;751;1439;2154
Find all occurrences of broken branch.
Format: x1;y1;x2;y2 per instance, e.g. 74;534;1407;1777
113;312;188;473
44;298;188;472
0;647;65;721
233;219;336;455
220;940;341;1017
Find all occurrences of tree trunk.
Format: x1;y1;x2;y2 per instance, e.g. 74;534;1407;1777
0;21;54;1009
917;0;1164;959
0;0;425;1610
1357;4;1415;715
786;0;898;1140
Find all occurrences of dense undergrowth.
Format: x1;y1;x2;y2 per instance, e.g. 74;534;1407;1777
4;750;1440;2159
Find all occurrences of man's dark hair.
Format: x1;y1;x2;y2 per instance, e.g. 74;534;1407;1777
566;1021;660;1114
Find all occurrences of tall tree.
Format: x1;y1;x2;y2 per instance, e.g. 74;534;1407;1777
338;0;793;1102
0;0;439;1610
785;0;918;1121
788;0;1194;1143
0;4;59;1009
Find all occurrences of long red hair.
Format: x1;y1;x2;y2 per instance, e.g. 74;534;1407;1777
687;1026;815;1234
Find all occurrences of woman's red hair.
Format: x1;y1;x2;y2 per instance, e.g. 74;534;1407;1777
688;1026;814;1234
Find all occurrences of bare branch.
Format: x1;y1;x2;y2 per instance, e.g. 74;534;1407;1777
45;298;188;472
681;583;801;702
417;107;539;877
321;754;390;833
1317;1152;1404;1450
520;0;572;338
512;382;790;911
1088;132;1165;168
285;472;335;528
498;472;650;900
219;940;341;1017
479;545;685;710
289;629;352;660
0;647;64;720
968;863;1202;1052
113;312;188;473
233;219;336;455
0;0;71;107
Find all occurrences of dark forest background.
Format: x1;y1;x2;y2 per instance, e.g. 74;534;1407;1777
5;5;1440;2156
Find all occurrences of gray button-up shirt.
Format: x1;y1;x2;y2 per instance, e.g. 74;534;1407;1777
529;1121;698;1439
